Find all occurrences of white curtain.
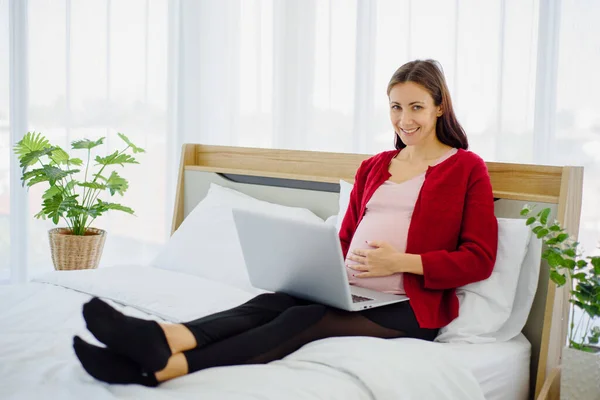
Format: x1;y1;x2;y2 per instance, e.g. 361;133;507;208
1;0;600;283
0;0;9;280
2;0;170;281
177;0;542;159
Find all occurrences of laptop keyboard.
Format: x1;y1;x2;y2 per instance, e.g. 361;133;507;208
352;294;374;303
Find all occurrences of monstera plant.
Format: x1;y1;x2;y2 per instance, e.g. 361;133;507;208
13;132;145;270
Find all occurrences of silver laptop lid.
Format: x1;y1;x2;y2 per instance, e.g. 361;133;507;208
232;208;353;310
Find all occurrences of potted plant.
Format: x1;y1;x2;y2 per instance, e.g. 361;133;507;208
13;132;144;270
521;205;599;399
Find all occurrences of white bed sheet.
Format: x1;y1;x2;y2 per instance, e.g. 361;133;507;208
441;334;531;400
0;265;529;400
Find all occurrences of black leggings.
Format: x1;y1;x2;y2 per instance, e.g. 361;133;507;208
181;293;438;373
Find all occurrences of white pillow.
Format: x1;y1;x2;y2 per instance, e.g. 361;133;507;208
336;180;534;342
487;234;542;341
151;183;323;293
435;218;531;343
336;180;353;232
325;215;338;228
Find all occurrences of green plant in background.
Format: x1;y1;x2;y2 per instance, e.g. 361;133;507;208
521;205;600;352
13;132;145;235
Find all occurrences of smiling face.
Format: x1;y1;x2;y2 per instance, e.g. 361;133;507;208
389;81;443;148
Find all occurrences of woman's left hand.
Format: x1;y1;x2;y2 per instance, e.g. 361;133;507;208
346;241;401;278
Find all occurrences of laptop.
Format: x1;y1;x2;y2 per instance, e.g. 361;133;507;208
232;208;409;311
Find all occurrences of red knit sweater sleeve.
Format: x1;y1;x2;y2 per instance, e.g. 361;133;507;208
420;158;498;289
339;159;371;259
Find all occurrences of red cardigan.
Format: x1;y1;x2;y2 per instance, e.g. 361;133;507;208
339;148;498;329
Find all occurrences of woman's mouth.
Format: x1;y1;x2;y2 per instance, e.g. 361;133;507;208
401;127;420;135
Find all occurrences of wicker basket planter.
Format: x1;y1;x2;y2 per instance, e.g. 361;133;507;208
48;227;107;271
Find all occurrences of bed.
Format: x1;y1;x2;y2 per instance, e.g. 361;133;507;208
0;144;583;400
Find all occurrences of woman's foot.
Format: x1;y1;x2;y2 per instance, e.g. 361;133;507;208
82;297;171;372
73;336;159;387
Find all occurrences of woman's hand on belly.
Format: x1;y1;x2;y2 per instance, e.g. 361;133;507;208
346;241;403;278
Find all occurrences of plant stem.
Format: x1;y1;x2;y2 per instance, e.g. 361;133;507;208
583;313;592;346
572;304;586;345
569;294;576;345
81;148;95;209
62;216;73;231
80;146;130;230
85;217;97;231
84;148;90;183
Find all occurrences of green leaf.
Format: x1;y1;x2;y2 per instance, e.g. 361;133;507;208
93;173;108;182
547;252;565;268
26;174;50;187
536;228;549;239
542;249;552;259
48;147;84;167
540;208;551;225
546;237;559;245
64;180;77;193
66;205;104;219
579;282;595;297
520;208;530;216
21;167;47;187
117;132;145;154
571;300;599;319
573;273;587;281
557;233;569;242
77;182;107;190
105;171;129;195
96;200;134;215
49;147;70;165
13;132;51;159
549;224;561;232
95;151;138;167
18;147;57;171
563;259;576;269
577;259;588;268
34;209;46;220
550;271;567;286
72;137;105;150
532;226;543;234
564;249;577;258
41;194;79;225
42;165;79;186
591;257;600;274
526;217;536;226
42;186;61;200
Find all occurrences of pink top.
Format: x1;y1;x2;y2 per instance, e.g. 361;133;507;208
345;148;458;294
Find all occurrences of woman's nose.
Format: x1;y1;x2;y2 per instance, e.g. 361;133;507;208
397;113;412;127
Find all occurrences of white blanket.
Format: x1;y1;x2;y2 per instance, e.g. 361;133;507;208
0;266;486;400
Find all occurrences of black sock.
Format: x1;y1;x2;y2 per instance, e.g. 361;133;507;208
73;336;159;387
82;297;171;372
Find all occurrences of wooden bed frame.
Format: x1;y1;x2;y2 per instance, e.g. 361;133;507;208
171;144;584;400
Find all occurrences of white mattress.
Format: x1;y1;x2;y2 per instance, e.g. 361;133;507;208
441;334;531;400
0;266;531;400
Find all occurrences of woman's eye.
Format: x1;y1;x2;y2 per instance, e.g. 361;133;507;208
413;105;422;111
391;105;400;110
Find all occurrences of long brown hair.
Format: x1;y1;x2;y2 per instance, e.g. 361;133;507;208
387;59;468;150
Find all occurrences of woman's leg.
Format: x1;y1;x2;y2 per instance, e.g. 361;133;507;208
75;300;433;386
158;304;410;382
82;293;301;372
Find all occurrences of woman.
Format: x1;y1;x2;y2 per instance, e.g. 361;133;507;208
73;59;498;386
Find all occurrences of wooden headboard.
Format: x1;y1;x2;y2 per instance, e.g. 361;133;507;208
171;144;584;399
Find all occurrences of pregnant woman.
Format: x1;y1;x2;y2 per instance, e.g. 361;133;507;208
73;59;498;386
